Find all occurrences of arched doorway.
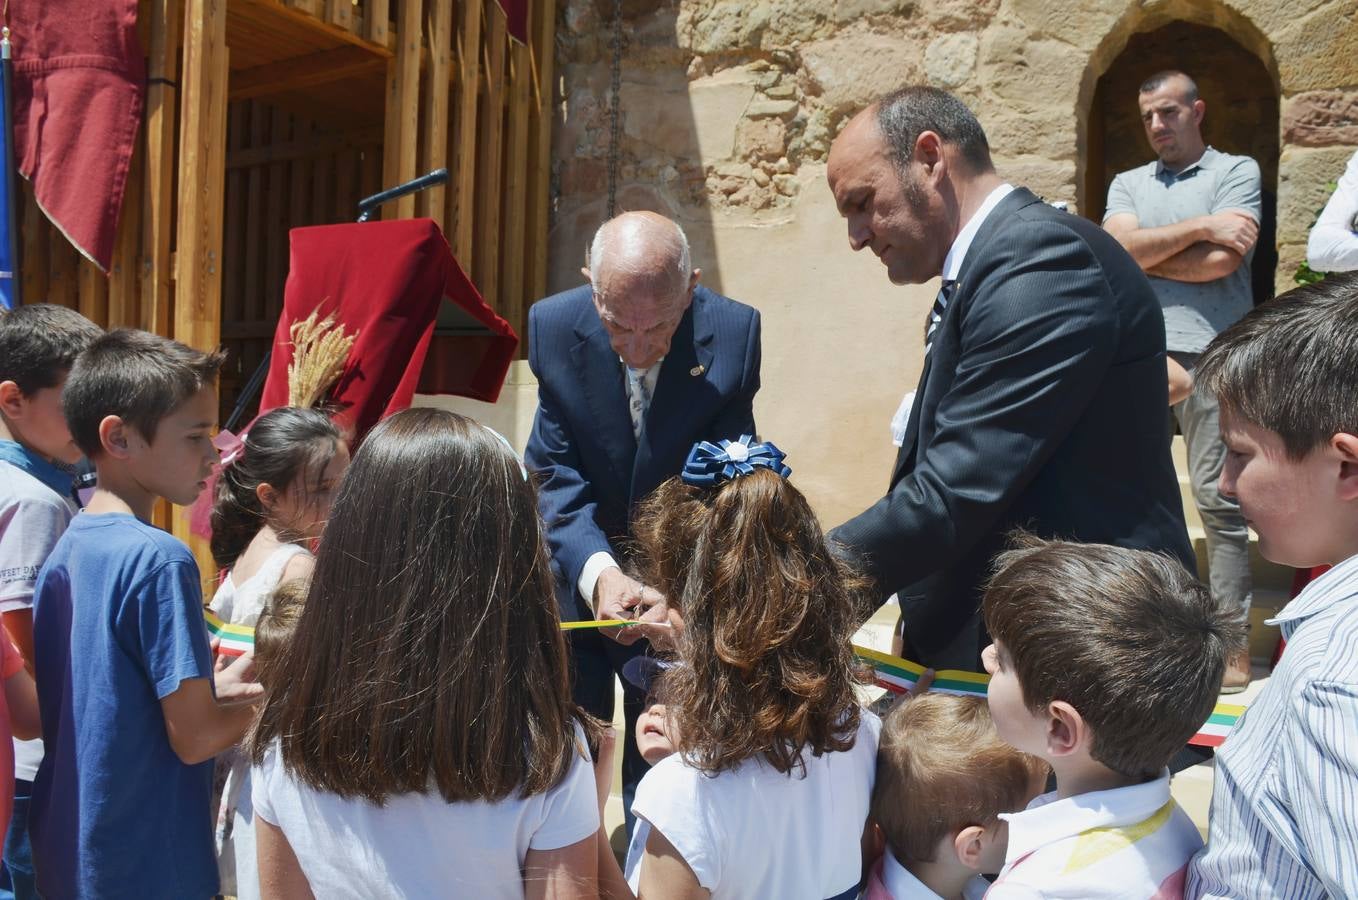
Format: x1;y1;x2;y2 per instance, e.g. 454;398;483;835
1084;21;1280;303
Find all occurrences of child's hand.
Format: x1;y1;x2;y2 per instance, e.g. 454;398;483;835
215;650;264;704
593;725;618;818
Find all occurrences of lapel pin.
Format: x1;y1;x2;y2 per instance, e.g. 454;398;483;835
690;364;705;377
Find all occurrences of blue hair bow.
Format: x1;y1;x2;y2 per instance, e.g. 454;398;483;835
681;435;791;487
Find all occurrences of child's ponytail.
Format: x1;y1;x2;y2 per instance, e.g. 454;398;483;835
210;406;342;571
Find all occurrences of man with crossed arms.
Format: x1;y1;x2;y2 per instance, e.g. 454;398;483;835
1103;70;1262;693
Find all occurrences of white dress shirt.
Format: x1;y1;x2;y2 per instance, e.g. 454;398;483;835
880;851;989;900
1188;552;1358;898
577;359;661;605
989;771;1202;898
1306;150;1358;273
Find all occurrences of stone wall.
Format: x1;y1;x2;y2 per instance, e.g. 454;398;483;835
532;0;1358;525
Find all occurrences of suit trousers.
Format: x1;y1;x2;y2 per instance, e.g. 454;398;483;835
1169;352;1253;621
569;628;648;838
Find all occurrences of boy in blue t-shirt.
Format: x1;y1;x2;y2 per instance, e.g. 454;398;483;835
0;304;102;898
31;330;262;899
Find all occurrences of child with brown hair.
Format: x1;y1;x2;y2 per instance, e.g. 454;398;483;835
599;437;878;900
207;406;348;899
220;578;306;900
248;408;600;898
867;693;1048;900
980;535;1244;898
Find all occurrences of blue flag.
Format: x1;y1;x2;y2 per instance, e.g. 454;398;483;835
0;36;14;311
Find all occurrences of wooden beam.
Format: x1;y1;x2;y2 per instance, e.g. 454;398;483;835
226;127;383;169
525;0;557;306
418;0;454;226
20;187;49;305
500;36;531;336
450;0;482;263
175;0;230;572
284;0;322;16
108;131;144;328
175;0;229;348
141;0;180;335
366;0;390;48
229;46;385;101
324;0;353;33
78;260;109;327
47;232;77;310
473;5;508;305
236;0;393;55
381;0;422;220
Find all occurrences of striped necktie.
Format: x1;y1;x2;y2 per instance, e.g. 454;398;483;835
924;279;957;353
625;366;653;441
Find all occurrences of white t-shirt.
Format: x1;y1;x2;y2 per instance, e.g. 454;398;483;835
252;724;600;898
0;460;76;781
209;541;309;627
630;710;881;900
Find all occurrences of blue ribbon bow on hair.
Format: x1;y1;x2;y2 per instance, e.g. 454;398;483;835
681;434;791;487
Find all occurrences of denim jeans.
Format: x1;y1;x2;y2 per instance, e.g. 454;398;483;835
0;778;36;900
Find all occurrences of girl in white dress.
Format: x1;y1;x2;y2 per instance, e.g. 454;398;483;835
207;406;349;899
247;409;601;899
601;438;881;900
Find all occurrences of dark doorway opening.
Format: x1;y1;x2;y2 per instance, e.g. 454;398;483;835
1084;21;1279;303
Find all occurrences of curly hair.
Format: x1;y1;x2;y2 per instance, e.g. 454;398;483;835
633;467;870;776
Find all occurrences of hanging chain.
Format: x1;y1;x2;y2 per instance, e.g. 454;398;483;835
605;0;624;219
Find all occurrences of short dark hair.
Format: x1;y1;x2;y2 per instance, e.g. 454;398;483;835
875;85;993;175
982;534;1246;779
1196;272;1358;459
873;693;1047;865
63;329;227;458
0;304;103;395
1139;70;1199;103
210;406;343;570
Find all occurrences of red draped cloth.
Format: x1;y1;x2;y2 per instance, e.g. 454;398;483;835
496;0;529;43
11;0;144;270
257;219;517;443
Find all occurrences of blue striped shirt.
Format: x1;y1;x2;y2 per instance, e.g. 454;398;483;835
1188;553;1358;898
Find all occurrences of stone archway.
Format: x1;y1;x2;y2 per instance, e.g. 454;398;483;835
1081;19;1281;302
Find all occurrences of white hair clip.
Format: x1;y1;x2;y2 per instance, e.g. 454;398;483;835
481;424;529;481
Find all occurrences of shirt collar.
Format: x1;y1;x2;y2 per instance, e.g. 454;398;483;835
881;851;945;900
1156;146;1219;179
0;439;75;498
941;183;1015;282
999;769;1172;866
1268;553;1358;626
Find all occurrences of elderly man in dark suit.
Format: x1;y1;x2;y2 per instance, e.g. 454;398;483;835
524;211;760;829
825;86;1195;671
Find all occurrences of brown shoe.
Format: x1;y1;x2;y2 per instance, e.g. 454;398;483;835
1221;649;1251;695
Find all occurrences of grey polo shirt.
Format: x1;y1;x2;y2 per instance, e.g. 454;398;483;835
1104;147;1261;353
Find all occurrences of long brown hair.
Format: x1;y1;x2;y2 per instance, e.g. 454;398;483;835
633;467;869;775
248;407;585;803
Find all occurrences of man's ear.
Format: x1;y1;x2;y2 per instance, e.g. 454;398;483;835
98;415;134;460
952;824;987;869
0;381;25;420
1192;99;1206;127
580;266;592;284
688;267;701;293
1332;432;1358;501
914;130;946;180
1045;700;1087;758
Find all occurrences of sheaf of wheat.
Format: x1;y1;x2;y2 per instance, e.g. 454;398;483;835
287;308;358;409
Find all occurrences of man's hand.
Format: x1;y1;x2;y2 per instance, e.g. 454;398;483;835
1200;212;1258;255
593;566;656;646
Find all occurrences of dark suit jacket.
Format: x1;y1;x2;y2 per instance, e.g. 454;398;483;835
524;284;761;620
830;188;1194;663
